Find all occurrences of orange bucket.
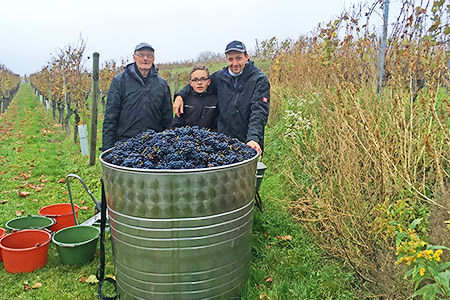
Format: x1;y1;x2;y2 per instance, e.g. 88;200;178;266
0;229;51;273
38;203;80;232
0;227;6;262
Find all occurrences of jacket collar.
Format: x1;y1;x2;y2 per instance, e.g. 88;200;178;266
126;62;158;84
189;87;213;97
219;60;255;82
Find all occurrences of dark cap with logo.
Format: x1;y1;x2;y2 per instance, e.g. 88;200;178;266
225;40;246;54
134;42;154;52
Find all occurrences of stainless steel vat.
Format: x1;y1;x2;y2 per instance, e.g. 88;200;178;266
100;151;259;300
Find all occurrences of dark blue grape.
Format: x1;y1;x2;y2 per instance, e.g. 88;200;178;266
102;126;257;170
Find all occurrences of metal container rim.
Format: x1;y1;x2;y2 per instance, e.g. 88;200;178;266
99;148;259;174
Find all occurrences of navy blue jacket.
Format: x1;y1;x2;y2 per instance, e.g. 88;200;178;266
171;88;218;130
177;61;270;149
101;63;172;151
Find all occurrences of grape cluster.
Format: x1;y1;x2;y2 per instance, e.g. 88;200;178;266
102;127;257;169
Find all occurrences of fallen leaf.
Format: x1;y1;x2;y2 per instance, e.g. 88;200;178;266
85;274;99;284
0;200;8;204
264;232;270;238
21;173;31;179
31;282;42;289
23;283;31;291
80;200;85;205
16;210;25;216
106;274;116;280
79;276;86;283
265;275;273;283
276;235;293;241
57;178;65;184
80;206;90;210
259;292;267;299
32;199;39;202
18;191;31;197
35;187;44;192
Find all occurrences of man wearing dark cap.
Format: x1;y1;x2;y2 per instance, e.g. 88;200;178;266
101;42;173;151
173;40;270;155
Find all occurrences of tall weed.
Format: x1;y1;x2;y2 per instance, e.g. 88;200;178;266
266;0;450;297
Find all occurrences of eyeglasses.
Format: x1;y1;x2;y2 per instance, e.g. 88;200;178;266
135;53;154;58
190;77;209;83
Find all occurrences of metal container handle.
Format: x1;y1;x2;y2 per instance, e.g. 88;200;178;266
66;174;101;225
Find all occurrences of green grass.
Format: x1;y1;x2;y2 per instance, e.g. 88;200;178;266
0;84;112;299
0;84;357;299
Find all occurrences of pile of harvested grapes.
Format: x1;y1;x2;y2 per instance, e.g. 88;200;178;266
102;127;257;169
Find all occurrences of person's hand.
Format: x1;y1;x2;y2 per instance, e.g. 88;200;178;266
247;140;262;156
173;96;184;117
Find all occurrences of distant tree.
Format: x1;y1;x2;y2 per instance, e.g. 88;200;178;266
196;51;223;63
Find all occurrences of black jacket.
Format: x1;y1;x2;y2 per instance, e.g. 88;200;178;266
101;63;172;151
171;88;218;130
177;61;270;148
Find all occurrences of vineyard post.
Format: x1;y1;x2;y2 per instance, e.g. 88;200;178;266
168;72;172;91
90;52;99;166
377;0;389;97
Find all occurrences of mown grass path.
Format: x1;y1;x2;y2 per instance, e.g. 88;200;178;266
0;84;357;299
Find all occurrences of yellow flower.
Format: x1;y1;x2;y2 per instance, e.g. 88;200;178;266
433;249;443;261
419;267;425;276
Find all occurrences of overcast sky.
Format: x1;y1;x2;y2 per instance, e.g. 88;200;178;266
0;0;401;75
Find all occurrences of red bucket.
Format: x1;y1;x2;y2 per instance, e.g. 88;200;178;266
0;227;6;262
38;203;79;232
0;229;51;273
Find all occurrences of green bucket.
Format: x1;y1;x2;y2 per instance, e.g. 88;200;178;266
6;215;55;231
52;225;100;265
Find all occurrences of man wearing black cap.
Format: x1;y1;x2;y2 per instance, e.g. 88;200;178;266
101;42;173;151
173;40;270;155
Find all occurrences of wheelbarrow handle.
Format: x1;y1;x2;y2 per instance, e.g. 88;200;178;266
66;174;102;225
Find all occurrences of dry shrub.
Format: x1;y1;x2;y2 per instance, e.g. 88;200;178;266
428;188;450;261
267;1;450;297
